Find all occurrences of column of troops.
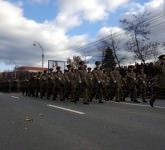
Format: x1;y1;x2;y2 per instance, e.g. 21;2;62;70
21;61;150;104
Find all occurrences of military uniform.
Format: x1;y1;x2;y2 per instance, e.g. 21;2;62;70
150;55;165;107
20;79;29;96
87;68;94;102
78;63;89;104
90;61;104;103
28;73;36;96
63;65;73;101
126;68;139;103
110;67;123;102
46;73;54;99
35;73;41;98
71;69;82;103
102;70;110;101
40;71;47;99
136;69;147;102
52;67;64;101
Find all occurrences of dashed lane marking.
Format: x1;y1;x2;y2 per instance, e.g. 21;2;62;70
108;101;165;109
11;96;20;99
47;104;86;115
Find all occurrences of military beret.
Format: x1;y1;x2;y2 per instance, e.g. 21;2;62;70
79;61;85;65
158;55;165;60
56;66;61;70
67;64;71;68
49;68;53;71
95;61;101;65
112;62;117;66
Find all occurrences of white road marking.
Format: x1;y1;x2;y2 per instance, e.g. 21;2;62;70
11;96;20;99
154;106;165;109
47;104;86;115
108;101;165;109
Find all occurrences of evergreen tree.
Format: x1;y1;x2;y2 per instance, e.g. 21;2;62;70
102;47;116;69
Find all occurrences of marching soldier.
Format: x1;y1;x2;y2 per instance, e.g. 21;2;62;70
78;62;89;104
121;72;128;102
20;78;29;96
126;67;140;103
40;70;47;99
71;68;81;103
136;68;147;102
150;55;165;107
63;65;73;101
52;66;64;101
46;72;54;99
29;73;36;97
102;69;110;101
110;64;123;102
90;61;104;103
35;72;41;98
86;67;94;102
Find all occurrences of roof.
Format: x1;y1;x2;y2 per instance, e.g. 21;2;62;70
16;66;48;71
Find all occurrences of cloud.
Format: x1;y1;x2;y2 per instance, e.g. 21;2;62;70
1;0;165;70
95;0;165;64
54;12;82;32
121;0;165;42
57;0;130;22
0;0;131;69
53;0;131;32
0;0;87;67
97;26;124;37
29;0;50;5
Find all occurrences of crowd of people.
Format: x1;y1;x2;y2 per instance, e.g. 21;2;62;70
20;55;165;107
0;55;164;107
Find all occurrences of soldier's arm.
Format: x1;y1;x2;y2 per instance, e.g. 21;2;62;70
92;70;100;82
110;72;116;83
154;60;163;73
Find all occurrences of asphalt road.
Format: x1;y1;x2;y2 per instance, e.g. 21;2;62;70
0;92;165;150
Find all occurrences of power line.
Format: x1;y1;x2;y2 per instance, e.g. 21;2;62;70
72;13;165;53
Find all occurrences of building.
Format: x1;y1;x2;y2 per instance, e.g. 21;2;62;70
0;66;48;80
16;66;48;72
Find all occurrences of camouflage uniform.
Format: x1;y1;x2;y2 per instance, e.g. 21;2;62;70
110;67;123;102
150;55;165;107
63;65;73;101
29;74;36;97
86;68;94;102
71;69;82;103
102;70;110;101
52;67;64;101
46;73;54;99
78;63;89;104
126;69;139;103
136;69;147;102
20;79;29;96
35;73;41;98
90;61;104;103
40;71;47;99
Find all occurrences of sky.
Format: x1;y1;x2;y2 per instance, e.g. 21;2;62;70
0;0;165;71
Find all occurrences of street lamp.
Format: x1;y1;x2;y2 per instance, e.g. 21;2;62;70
33;41;44;68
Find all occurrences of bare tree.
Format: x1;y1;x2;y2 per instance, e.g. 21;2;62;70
120;11;151;64
66;56;82;69
147;42;161;61
162;42;165;51
109;34;127;68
